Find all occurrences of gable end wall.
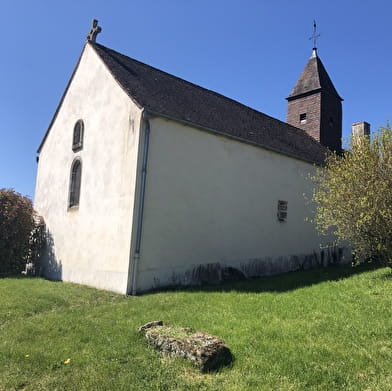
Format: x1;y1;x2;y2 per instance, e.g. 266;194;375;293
34;44;142;293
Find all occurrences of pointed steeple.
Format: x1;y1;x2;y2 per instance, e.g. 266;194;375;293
287;50;342;101
286;49;343;153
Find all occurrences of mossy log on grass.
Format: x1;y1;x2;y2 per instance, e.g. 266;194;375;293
138;321;233;372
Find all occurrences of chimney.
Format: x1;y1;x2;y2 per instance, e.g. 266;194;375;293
352;122;370;138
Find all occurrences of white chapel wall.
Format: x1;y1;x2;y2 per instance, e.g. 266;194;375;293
34;44;142;293
136;116;343;291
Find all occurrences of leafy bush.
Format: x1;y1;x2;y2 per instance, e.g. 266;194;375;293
28;214;46;274
311;125;392;265
0;188;45;275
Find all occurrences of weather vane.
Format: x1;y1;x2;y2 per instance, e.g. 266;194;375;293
309;20;320;49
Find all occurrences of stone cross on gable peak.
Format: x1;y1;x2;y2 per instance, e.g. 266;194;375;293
87;19;102;43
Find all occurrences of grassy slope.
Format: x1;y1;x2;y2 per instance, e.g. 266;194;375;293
1;264;392;390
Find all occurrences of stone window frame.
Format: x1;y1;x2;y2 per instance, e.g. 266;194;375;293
299;113;307;124
72;119;84;151
68;158;82;209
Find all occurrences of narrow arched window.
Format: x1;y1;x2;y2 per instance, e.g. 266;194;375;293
72;120;84;151
69;159;82;208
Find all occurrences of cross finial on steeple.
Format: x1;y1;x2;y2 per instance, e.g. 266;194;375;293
87;19;102;43
309;20;320;56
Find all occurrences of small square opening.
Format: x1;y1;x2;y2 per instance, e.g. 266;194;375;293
300;113;307;124
277;200;288;222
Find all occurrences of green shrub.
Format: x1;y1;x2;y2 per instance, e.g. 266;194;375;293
311;124;392;265
0;188;44;275
28;214;46;274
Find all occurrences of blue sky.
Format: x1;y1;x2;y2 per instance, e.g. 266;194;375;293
1;0;391;199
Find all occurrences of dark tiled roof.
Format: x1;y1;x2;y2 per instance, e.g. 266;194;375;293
92;43;329;164
287;51;342;101
39;42;329;164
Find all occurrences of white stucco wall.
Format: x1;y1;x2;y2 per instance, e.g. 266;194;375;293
136;117;340;292
35;43;142;293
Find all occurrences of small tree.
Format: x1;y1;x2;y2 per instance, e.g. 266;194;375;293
0;189;44;274
311;124;392;265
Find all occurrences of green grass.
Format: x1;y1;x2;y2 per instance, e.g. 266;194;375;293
1;264;392;390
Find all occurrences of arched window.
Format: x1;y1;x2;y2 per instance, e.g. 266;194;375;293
69;159;82;208
72;120;84;151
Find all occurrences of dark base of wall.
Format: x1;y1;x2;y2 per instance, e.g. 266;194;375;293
150;246;349;292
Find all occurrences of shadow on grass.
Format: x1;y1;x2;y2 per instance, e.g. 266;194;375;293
156;262;388;295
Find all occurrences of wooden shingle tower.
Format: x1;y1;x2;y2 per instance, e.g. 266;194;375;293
286;32;343;153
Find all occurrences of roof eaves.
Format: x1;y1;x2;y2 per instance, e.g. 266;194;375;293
286;88;322;101
144;108;326;166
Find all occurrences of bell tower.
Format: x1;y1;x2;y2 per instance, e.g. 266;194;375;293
286;26;343;153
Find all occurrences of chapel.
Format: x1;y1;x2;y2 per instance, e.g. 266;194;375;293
34;21;348;294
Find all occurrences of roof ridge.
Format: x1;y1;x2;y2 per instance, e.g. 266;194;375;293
314;56;342;100
92;42;282;121
315;56;322;87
